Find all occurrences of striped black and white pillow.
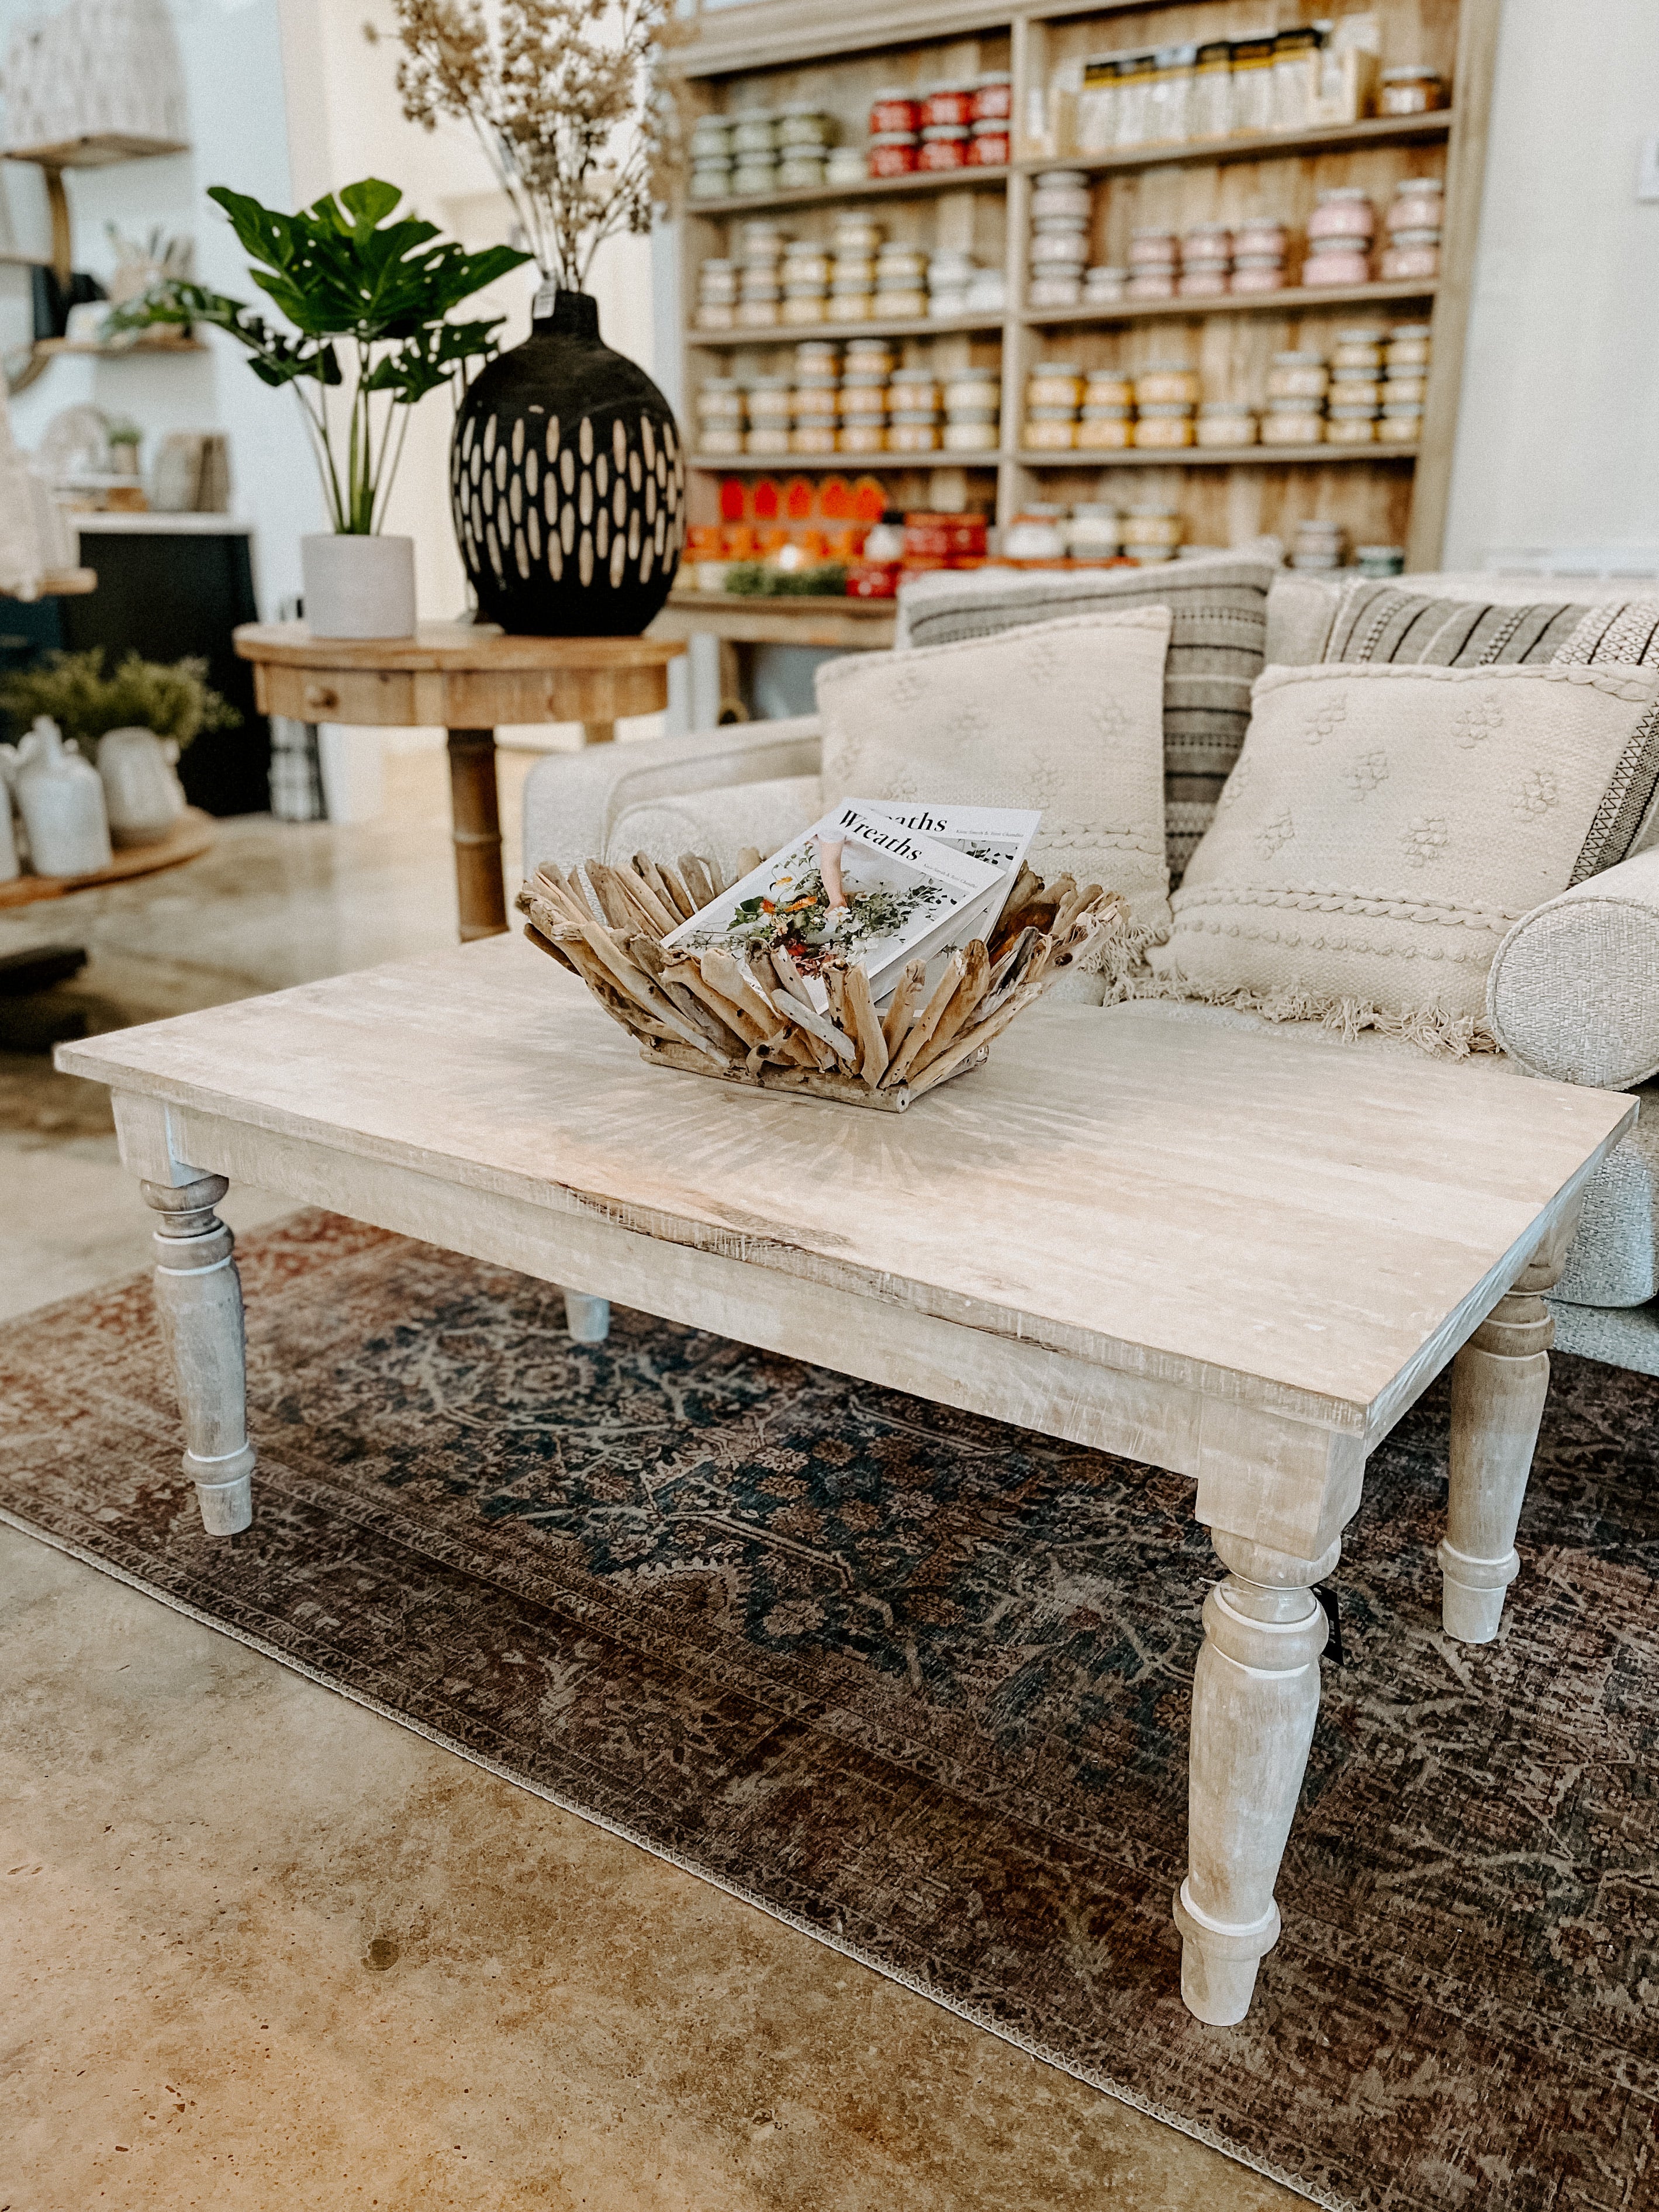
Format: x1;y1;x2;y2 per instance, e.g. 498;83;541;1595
1320;580;1659;671
898;545;1281;879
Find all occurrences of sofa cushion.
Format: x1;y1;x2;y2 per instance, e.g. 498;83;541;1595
816;606;1173;932
1153;660;1659;1024
605;773;823;882
897;544;1279;877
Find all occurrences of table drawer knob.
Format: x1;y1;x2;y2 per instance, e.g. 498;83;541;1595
303;684;338;711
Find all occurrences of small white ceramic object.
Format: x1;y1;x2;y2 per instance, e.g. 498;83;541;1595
301;533;417;641
98;724;188;846
15;716;112;877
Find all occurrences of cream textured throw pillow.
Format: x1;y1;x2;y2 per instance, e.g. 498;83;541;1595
817;606;1173;931
1153;661;1659;1023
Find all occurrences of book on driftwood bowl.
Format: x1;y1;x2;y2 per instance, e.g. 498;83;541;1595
517;849;1129;1112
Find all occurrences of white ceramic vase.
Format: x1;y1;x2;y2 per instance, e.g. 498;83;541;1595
98;724;188;846
301;533;417;640
15;716;112;877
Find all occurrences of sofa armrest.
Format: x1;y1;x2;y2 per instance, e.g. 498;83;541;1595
1487;849;1659;1087
520;714;822;880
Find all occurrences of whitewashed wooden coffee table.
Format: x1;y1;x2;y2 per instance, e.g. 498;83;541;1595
57;936;1635;2026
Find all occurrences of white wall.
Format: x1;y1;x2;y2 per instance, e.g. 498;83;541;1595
2;0;662;629
2;0;323;614
1442;0;1659;571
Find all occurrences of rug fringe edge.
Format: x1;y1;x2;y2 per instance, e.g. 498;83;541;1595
0;1502;1359;2212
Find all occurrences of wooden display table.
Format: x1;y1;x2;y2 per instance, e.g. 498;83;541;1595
0;807;215;907
234;622;686;942
60;942;1633;2023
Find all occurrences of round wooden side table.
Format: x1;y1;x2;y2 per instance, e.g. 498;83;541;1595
234;621;685;941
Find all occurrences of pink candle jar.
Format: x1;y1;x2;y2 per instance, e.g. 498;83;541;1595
970;120;1009;165
1233;219;1288;260
1308;189;1375;243
1129;227;1178;267
1301;248;1373;288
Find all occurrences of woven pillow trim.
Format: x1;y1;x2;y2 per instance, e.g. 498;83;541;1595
1572;688;1659;881
1173;883;1520;931
1173;914;1494;967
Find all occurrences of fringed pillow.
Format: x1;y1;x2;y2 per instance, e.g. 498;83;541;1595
1148;661;1659;1036
817;606;1174;938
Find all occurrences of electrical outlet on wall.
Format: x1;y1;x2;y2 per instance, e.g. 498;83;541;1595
1638;132;1659;202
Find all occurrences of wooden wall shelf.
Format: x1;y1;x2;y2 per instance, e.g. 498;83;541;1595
690;451;1007;471
32;336;205;358
3;132;188;168
689;312;1004;349
1019;109;1454;180
690;165;1010;218
1017;444;1419;467
1024;281;1437;328
673;0;1499;576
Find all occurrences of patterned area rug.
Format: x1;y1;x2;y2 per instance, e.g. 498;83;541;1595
2;1211;1655;2212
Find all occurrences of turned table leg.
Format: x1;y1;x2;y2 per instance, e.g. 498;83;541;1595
446;727;507;943
1440;1223;1574;1644
563;1290;610;1343
1174;1530;1339;2025
142;1173;255;1536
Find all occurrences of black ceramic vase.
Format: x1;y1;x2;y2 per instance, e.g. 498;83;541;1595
450;289;685;636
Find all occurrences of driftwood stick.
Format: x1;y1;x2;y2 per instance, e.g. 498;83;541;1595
617;861;680;939
630;936;741;1052
629;855;685;935
654;860;697;922
908;972;1056;1095
679;853;717;911
522;921;579;973
883;950;967;1088
767;982;857;1065
701;947;791;1045
880;959;927;1055
669;956;774;1050
906;942;991;1080
841;963;889;1089
824;965;857;1073
576;924;729;1062
736;845;763;877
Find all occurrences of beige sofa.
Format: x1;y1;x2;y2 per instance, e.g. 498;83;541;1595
521;571;1659;1376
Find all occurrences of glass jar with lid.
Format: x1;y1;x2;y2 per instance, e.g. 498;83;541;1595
1068;504;1122;561
1308;188;1376;241
1379;65;1446;115
1146;44;1197;144
1196;400;1257;447
1261;398;1325;445
1028;361;1084;408
1077;405;1132;450
1190;40;1233;139
1122;504;1183;559
1267;351;1328;400
1133;403;1196;448
1228;35;1276;136
1004;506;1069;561
1024;407;1079;450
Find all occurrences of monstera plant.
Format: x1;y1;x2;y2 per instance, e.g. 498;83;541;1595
114;178;531;637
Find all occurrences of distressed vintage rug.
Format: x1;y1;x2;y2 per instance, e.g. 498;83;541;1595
2;1210;1655;2212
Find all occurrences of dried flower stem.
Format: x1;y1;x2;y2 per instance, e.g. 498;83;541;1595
386;0;685;290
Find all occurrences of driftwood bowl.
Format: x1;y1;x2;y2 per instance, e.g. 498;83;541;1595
517;849;1128;1111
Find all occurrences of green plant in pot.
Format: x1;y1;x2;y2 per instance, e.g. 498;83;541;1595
385;0;688;635
110;180;531;639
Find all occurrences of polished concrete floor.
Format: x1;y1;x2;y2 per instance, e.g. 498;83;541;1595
0;745;1302;2210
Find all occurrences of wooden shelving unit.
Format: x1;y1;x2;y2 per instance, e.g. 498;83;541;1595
675;0;1499;571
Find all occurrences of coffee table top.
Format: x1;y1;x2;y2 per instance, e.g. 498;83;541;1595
60;936;1634;1441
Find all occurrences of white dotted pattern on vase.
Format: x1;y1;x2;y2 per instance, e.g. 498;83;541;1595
454;409;685;595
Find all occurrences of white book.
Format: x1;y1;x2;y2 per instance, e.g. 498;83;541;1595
662;797;1010;1005
862;803;1041;981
